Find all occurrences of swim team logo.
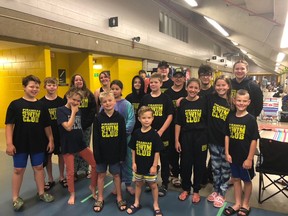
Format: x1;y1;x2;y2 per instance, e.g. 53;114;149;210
22;109;40;123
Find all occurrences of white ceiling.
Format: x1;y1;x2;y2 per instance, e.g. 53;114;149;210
157;0;288;74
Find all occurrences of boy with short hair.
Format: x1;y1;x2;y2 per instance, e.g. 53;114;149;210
127;106;164;216
224;89;259;216
139;73;174;197
164;68;187;188
5;75;55;211
40;77;66;190
92;91;127;212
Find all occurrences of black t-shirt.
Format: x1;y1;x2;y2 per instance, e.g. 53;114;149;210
199;86;214;97
57;106;86;154
175;97;207;132
126;93;143;130
79;91;96;130
225;112;259;165
129;128;164;174
93;110;127;164
160;79;173;93
5;98;51;153
40;96;65;149
164;86;187;112
207;94;230;146
139;93;174;145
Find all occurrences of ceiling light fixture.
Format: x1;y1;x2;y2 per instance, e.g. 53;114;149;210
275;66;279;71
204;16;229;37
276;52;285;62
231;41;239;46
280;12;288;48
185;0;198;7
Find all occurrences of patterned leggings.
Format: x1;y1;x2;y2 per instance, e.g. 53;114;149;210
209;143;231;196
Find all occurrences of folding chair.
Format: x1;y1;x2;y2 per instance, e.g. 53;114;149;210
256;138;288;203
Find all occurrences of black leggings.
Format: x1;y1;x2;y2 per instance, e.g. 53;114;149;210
180;130;208;193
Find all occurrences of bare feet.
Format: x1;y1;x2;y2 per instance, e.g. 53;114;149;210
68;192;75;205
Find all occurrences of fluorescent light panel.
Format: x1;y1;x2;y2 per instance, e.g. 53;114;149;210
185;0;198;7
280;12;288;48
204;16;229;37
276;52;285;62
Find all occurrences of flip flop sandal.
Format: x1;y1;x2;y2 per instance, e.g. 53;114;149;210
93;200;104;212
178;191;190;201
59;179;68;188
38;192;55;202
116;200;127;211
213;195;225;208
207;192;218;202
223;206;239;216
13;197;24;211
192;193;201;204
237;207;250;216
44;181;55;191
154;209;163;216
126;204;142;215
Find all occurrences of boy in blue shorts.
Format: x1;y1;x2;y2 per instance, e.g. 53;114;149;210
127;106;164;216
224;89;259;216
92;91;127;212
5;75;55;211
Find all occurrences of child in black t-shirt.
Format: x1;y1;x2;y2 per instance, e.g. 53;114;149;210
224;89;259;216
127;106;164;216
175;78;208;204
139;73;174;197
5;75;55;211
57;88;97;205
40;77;66;190
92;91;127;212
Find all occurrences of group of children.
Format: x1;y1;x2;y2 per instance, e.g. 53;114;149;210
5;60;259;216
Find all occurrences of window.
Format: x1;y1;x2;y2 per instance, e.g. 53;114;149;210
159;12;188;43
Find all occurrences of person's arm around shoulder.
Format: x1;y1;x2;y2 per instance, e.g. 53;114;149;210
5;124;16;156
44;126;54;153
225;135;232;163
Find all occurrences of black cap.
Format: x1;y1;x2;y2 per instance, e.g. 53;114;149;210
173;68;185;77
158;60;169;68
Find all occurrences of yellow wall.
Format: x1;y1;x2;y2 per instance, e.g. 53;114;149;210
90;57;118;92
0;46;50;127
118;59;142;97
90;57;142;97
51;52;70;98
0;47;142;128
